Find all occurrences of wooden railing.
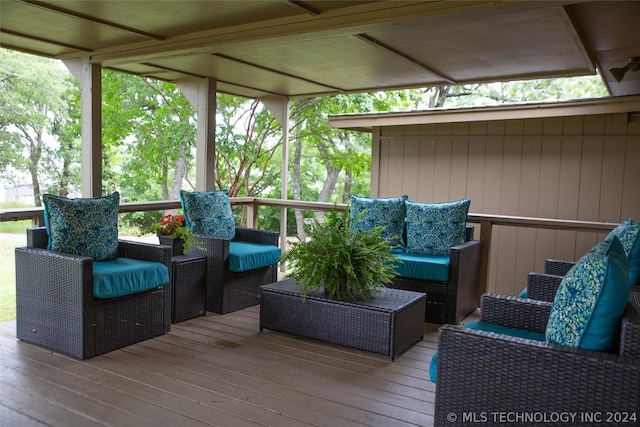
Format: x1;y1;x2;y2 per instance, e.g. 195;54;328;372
0;198;619;297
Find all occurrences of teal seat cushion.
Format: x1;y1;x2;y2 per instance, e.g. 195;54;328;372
405;198;471;256
429;320;545;383
229;241;281;272
604;218;640;286
464;320;547;342
394;253;450;282
43;192;119;260
93;258;169;299
180;190;236;239
546;236;630;352
429;352;438;383
349;195;407;248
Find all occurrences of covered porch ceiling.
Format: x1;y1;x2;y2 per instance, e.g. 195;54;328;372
1;1;639;99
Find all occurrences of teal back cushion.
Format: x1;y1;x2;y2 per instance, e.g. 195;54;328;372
405;198;471;256
546;237;630;352
349;195;407;248
180;190;236;239
43;192;119;260
604;218;640;286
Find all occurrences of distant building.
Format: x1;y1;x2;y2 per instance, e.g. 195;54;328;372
2;185;80;205
3;185;35;205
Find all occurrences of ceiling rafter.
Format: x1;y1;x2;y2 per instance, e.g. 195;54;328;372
212;53;346;93
286;1;321;16
1;28;92;52
18;0;164;41
355;34;455;84
89;1;500;64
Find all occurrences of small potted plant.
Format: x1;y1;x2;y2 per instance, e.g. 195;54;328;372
153;213;196;255
281;209;400;301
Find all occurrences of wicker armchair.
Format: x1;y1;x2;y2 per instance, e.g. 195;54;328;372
187;227;279;314
516;259;577;303
16;228;172;360
434;290;640;426
389;227;481;324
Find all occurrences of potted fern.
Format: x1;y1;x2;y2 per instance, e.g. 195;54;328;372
282;210;400;301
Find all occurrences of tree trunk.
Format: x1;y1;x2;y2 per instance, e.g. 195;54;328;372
342;169;353;204
170;145;187;200
292;138;306;240
314;140;342;223
58;137;74;198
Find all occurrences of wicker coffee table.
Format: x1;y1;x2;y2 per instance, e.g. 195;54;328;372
260;279;426;360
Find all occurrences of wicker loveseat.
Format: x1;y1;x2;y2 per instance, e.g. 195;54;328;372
16;227;172;360
348;195;481;325
390;226;481;324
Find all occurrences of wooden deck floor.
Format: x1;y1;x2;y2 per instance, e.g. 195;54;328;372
0;306;477;427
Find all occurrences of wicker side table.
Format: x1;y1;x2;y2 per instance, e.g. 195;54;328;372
260;279;426;360
171;255;207;323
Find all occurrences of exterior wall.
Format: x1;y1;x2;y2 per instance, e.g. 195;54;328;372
372;112;640;296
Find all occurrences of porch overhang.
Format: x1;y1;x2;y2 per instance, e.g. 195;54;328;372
1;1;639;99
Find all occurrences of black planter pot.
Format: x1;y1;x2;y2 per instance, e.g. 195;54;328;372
158;235;185;256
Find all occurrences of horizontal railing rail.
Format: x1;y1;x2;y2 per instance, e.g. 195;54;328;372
1;198;618;298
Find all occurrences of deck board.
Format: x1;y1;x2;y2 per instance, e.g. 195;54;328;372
0;306;478;427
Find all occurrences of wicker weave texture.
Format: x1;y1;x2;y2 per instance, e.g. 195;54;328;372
544;258;576;276
16;228;171;360
260;279;425;360
189;227;279;314
171;255;207;323
390;236;481;324
434;292;640;426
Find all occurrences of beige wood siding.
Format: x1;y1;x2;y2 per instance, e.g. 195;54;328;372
372;112;640;295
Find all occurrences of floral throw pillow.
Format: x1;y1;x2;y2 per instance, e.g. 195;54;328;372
180;190;236;239
603;218;640;286
545;236;630;352
349;195;407;248
405;198;471;256
43;192;120;260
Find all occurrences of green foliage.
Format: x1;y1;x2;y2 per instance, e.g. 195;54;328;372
282;210;399;301
101;71;196;201
1;48;610;228
215;95;282;197
0;49;81;204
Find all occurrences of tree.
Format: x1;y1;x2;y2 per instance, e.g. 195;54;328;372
287;92;416;238
215;95;282;198
101;71;196;202
0;49;79;206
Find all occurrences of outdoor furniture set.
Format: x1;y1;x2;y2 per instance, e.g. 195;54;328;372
15;191;480;361
431;218;640;425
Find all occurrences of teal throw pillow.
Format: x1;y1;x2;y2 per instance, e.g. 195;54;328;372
405;198;471;256
545;237;630;352
349;195;407;248
180;190;236;239
604;218;640;286
43;192;119;260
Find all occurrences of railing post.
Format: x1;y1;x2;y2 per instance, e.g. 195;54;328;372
478;219;493;302
244;201;258;229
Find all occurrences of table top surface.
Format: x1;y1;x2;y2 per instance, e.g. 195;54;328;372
261;278;426;311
